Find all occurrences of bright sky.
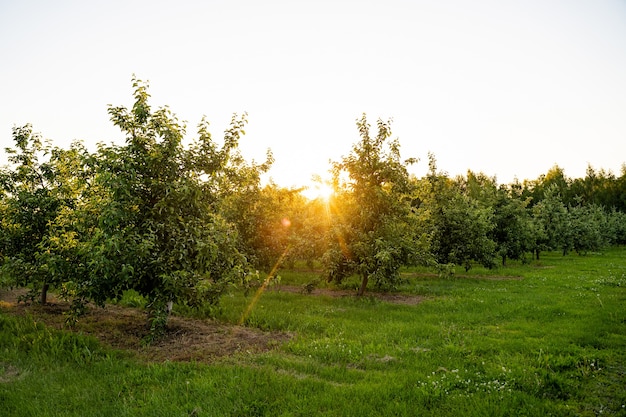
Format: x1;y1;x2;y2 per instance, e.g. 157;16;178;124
1;0;626;190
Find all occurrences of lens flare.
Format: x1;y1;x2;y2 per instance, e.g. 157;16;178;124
239;245;291;326
302;182;334;201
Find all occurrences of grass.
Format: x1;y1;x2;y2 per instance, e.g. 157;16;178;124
1;248;626;416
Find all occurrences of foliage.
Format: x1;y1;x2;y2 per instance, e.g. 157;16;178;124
222;182;302;272
606;209;626;245
523;163;626;212
523;165;571;207
323;114;430;295
293;196;332;268
531;184;569;259
0;78;271;339
491;188;534;265
37;78;269;338
422;159;496;271
565;203;607;255
0;125;84;304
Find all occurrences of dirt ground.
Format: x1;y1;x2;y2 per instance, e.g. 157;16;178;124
0;286;425;363
269;284;426;305
0;289;291;363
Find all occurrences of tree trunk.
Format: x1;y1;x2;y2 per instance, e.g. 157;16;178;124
357;274;369;296
40;283;49;305
502;255;506;266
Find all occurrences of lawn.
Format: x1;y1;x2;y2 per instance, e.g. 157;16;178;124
1;248;625;416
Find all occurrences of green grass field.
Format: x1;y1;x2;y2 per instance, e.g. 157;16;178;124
1;248;625;416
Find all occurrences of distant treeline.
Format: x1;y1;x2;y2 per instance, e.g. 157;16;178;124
514;164;626;212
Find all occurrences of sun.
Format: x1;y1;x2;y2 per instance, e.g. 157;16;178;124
302;181;334;201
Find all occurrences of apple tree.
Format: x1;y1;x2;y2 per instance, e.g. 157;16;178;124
0;125;83;304
323;114;429;295
69;78;270;338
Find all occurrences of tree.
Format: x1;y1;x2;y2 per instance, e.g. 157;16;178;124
295;195;333;268
606;209;626;245
323;114;429;295
423;160;496;271
69;78;270;338
565;203;607;255
523;165;571;207
221;182;302;272
531;185;568;259
615;165;626;212
491;189;534;265
0;125;80;304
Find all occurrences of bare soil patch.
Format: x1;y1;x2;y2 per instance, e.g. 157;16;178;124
0;289;291;363
271;285;426;305
0;364;22;384
401;272;523;281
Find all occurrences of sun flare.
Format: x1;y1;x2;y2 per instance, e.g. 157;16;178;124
302;182;334;201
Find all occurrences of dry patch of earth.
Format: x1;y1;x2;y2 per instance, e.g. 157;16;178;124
401;272;523;281
270;285;426;305
0;289;291;363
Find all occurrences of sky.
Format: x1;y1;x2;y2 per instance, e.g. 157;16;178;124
1;0;626;193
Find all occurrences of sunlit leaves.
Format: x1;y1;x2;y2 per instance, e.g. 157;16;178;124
0;125;87;304
324;114;428;295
